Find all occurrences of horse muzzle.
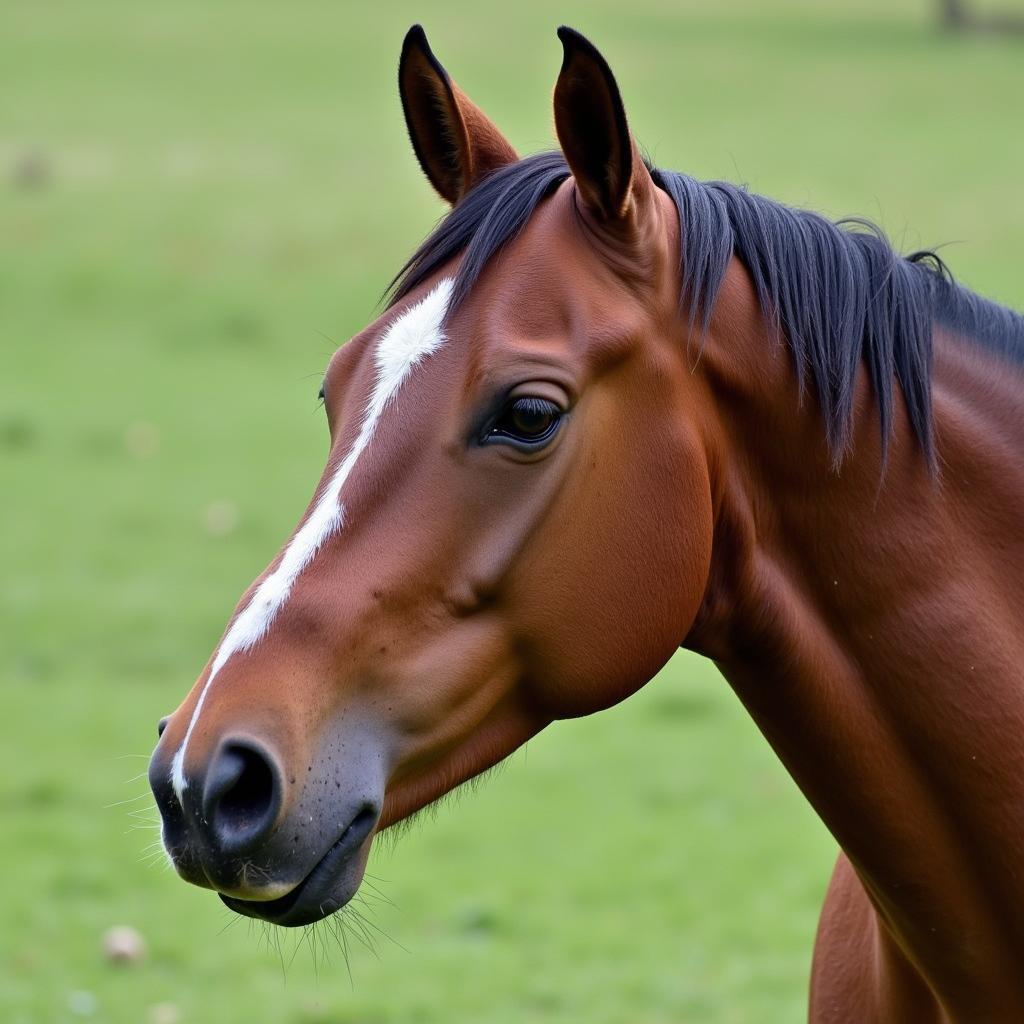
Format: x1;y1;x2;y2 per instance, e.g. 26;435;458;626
219;802;378;925
148;722;385;927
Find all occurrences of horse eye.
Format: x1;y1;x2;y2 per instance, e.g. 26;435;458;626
317;384;326;405
487;397;562;447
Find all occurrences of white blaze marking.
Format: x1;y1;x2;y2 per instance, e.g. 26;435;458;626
170;278;453;800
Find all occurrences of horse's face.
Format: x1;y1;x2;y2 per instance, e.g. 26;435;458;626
149;27;714;926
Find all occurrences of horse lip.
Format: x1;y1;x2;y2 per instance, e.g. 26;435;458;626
219;806;378;927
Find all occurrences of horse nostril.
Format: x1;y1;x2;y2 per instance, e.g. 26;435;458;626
157;716;169;738
203;740;282;856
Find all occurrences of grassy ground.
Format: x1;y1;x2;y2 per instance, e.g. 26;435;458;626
2;1;1022;1021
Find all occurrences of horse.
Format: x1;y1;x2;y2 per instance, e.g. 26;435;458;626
148;25;1024;1022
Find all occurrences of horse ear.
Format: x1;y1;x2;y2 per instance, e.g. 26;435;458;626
399;25;518;205
553;27;649;224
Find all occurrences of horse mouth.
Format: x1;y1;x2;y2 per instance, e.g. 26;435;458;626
219;806;377;927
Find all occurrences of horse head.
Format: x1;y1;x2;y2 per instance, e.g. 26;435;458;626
149;27;715;926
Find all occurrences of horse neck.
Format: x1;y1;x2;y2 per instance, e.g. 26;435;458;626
684;258;1024;1003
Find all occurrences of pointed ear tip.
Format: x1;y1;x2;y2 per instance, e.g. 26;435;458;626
556;25;582;51
556;26;598;55
401;24;447;84
557;27;610;71
402;24;429;53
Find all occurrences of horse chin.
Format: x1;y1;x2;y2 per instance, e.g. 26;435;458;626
219;808;377;927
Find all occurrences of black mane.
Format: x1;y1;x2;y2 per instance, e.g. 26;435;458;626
390;152;1024;462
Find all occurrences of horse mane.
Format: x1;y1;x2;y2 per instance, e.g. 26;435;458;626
389;151;1024;463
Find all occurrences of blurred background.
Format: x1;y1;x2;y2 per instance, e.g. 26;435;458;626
2;1;1022;1021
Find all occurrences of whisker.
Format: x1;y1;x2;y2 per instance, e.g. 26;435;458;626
342;906;380;958
216;912;243;938
360;877;397;908
347;900;408;954
104;792;154;809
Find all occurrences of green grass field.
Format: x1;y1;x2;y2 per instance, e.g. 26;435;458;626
2;1;1022;1021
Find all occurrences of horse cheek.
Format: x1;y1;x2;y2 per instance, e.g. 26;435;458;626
515;433;713;719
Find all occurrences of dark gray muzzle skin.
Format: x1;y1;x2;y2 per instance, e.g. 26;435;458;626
149;714;387;926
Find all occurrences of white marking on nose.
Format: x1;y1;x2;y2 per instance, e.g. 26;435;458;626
170;278;453;800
